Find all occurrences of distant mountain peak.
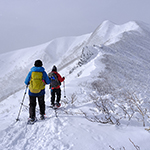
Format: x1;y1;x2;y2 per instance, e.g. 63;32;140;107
98;20;141;34
86;20;142;46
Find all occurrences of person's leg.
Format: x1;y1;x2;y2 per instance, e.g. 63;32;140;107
29;96;36;119
38;95;45;116
51;89;55;105
56;88;61;104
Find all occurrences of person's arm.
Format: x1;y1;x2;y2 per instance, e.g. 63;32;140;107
24;71;31;85
43;71;50;84
57;72;65;82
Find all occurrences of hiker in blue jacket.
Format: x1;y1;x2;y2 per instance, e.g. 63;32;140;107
25;60;50;122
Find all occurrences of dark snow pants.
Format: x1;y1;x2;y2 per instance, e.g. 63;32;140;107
29;95;45;119
51;88;61;105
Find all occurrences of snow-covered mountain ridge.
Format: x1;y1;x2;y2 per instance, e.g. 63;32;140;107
86;20;142;46
1;20;150;149
0;20;150;101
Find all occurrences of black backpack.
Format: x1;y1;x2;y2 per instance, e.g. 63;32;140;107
48;72;60;88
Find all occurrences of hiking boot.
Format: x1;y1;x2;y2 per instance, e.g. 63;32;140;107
51;103;55;107
56;103;61;108
40;114;45;120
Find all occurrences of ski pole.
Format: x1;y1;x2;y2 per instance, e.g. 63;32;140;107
63;81;66;98
16;85;28;121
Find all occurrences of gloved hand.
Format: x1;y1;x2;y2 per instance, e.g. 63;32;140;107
42;79;46;85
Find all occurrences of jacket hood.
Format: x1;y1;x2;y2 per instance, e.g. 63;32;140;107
30;66;45;72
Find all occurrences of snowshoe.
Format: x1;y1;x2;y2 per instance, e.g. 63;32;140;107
27;117;37;125
54;103;61;109
56;103;61;107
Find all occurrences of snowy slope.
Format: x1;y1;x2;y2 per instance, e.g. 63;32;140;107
1;20;150;150
0;34;90;101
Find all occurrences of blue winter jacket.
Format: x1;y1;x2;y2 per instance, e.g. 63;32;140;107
25;66;50;96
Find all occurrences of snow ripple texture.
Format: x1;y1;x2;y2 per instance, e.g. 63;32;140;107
0;110;70;150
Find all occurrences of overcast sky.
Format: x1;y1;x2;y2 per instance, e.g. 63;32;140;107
0;0;149;53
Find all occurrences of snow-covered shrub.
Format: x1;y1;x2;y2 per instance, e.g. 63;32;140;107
87;88;150;126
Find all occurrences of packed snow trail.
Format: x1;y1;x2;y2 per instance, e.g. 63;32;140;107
0;107;71;150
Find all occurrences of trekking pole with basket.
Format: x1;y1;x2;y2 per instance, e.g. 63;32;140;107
16;85;28;121
63;81;66;98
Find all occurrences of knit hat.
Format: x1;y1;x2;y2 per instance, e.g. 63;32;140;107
52;65;57;72
34;60;43;67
